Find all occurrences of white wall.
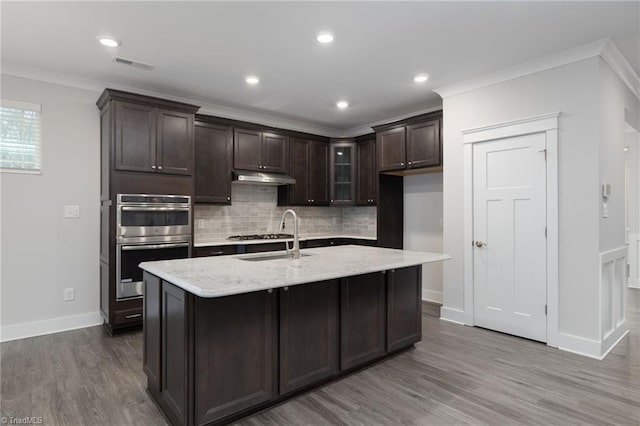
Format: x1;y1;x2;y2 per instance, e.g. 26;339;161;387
1;75;102;341
404;173;443;303
442;58;602;342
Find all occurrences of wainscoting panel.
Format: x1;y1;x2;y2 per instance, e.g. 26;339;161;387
599;247;629;358
628;234;640;289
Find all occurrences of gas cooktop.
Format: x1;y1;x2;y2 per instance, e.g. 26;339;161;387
227;233;294;241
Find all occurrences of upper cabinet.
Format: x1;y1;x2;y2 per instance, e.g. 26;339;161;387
355;136;377;205
329;139;356;205
98;89;199;176
279;138;329;206
374;111;442;173
234;128;289;174
194;119;233;204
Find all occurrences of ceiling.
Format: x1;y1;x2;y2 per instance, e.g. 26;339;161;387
1;1;639;135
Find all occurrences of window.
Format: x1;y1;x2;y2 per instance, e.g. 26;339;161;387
0;99;42;173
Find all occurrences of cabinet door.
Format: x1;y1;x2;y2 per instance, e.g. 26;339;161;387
387;266;422;352
194;122;232;204
233;128;262;171
308;141;330;205
143;273;162;393
330;142;356;205
279;281;339;395
156;110;194;175
288;138;310;205
194;290;276;424
340;272;386;370
406;119;441;168
262;132;289;173
114;101;156;173
356;139;376;205
161;282;190;426
377;127;406;171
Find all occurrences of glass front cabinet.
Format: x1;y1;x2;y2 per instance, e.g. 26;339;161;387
329;139;356;205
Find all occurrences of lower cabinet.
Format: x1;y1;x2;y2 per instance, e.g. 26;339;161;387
279;280;339;395
143;266;422;426
340;272;387;370
193;290;277;425
387;266;422;352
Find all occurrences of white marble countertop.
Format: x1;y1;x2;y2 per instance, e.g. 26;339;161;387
193;234;377;247
139;245;450;298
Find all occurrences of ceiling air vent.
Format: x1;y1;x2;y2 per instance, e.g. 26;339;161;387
112;56;155;71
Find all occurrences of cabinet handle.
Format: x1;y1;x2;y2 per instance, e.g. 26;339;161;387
151;165;156;169
400;162;404;166
330;199;334;203
125;313;142;319
158;166;163;170
227;197;231;201
408;162;412;165
283;286;289;291
267;289;273;294
259;165;263;169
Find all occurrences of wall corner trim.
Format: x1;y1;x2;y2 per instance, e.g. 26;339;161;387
0;311;103;343
434;38;640;100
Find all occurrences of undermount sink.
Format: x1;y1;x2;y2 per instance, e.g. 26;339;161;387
239;253;312;262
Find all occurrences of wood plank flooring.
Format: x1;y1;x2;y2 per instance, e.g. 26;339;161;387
2;291;639;425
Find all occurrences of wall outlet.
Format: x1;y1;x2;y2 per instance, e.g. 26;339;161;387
64;288;75;301
64;205;80;218
602;202;609;218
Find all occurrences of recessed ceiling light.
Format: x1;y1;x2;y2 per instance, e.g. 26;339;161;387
414;74;429;83
336;100;349;109
245;76;260;85
316;32;334;44
98;37;120;47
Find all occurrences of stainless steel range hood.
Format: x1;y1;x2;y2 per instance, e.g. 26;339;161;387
233;170;296;186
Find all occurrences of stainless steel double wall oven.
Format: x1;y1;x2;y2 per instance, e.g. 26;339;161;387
116;194;191;300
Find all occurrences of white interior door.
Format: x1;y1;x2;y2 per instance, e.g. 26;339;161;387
473;133;547;342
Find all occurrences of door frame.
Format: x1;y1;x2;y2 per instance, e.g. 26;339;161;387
461;112;560;347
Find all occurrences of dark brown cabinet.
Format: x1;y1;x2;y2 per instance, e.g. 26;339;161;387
113;101;194;176
281;138;329;206
356;137;377;205
194;289;277;424
234;128;289;174
374;112;442;172
194;120;232;204
387;266;422;352
330;139;356;205
406;119;441;169
279;280;339;395
340;272;386;370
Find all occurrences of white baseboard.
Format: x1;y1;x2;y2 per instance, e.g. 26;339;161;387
440;306;466;325
421;289;443;304
628;283;640;289
0;311;103;343
557;332;602;359
601;321;629;359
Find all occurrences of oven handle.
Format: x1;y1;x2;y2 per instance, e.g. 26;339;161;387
120;206;190;212
122;242;190;251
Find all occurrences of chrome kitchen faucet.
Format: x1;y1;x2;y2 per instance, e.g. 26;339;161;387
278;209;300;259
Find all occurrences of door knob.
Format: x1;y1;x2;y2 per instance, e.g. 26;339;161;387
474;241;487;248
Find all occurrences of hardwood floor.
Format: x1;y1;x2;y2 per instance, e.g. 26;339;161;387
2;291;639;425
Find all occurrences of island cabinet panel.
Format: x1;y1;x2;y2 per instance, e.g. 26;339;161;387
194;290;277;425
161;282;192;426
143;273;162;393
279;280;339;395
340;272;387;370
386;266;422;352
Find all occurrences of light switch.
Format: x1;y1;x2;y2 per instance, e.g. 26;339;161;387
602;202;608;218
64;205;80;218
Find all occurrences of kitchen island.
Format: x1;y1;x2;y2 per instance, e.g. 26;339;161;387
139;245;449;426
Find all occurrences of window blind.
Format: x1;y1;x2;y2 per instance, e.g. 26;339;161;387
0;99;42;172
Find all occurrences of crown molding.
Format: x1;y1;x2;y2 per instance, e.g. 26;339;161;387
0;62;342;137
338;104;443;138
434;38;640;101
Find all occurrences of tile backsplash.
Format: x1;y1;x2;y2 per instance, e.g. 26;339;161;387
194;184;377;244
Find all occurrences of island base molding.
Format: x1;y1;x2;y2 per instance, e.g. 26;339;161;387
142;266;423;426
